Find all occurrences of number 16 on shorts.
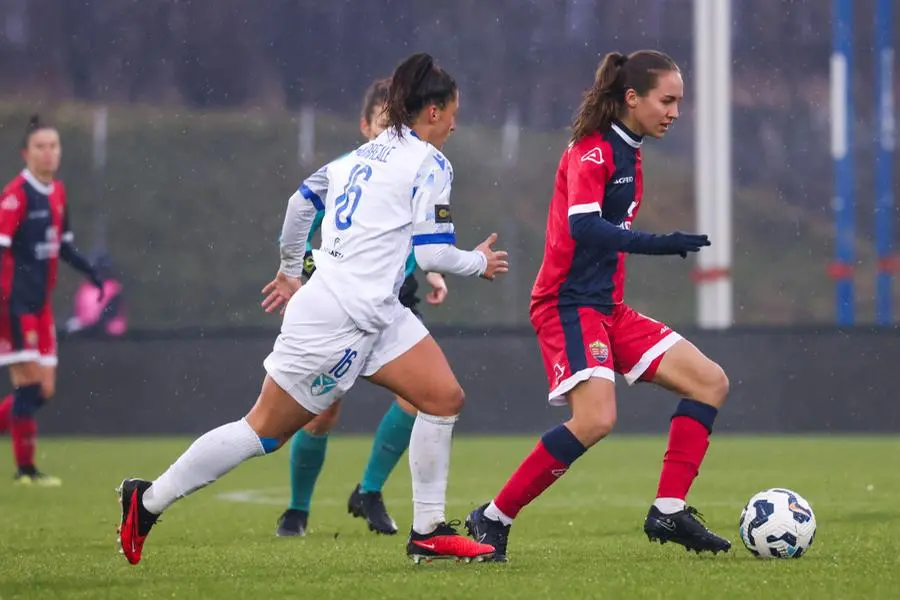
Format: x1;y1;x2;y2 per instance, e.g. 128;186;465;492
330;348;357;378
309;348;359;399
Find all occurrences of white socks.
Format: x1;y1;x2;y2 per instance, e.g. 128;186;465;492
142;418;266;514
409;412;457;534
653;497;687;514
484;501;513;526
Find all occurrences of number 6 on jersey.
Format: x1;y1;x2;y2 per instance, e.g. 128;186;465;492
334;163;373;231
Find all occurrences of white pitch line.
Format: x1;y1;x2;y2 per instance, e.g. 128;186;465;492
216;488;884;511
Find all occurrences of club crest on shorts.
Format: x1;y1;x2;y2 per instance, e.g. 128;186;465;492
310;373;337;397
589;340;608;363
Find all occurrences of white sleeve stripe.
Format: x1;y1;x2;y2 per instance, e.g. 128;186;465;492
0;235;10;247
567;202;602;217
62;232;74;243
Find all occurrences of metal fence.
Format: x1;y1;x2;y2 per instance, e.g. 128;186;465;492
0;0;898;328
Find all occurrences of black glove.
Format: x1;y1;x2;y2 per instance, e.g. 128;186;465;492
302;250;316;279
90;273;106;301
646;232;711;258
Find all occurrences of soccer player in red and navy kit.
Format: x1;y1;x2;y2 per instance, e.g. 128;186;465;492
0;116;103;485
466;51;731;559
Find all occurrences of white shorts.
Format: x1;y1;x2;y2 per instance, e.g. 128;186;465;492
263;277;429;415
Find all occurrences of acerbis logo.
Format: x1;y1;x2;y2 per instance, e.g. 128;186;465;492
1;195;18;211
612;176;634;184
580;147;605;166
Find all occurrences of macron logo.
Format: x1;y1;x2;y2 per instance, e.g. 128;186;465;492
580;147;605;166
432;154;446;171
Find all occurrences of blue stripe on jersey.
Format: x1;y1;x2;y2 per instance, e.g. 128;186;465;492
412;232;456;246
299;183;325;211
559;306;588;374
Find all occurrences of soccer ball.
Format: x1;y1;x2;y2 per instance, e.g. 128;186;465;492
738;488;816;558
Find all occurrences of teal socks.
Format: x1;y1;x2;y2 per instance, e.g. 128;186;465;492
288;430;329;511
360;401;416;493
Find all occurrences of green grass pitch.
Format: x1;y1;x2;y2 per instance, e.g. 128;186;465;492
1;435;898;599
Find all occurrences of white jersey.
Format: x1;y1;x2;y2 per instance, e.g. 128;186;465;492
311;127;455;332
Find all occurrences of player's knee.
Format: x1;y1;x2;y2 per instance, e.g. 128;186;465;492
423;383;464;417
568;415;616;447
568;404;616;446
584;412;617;444
40;380;55;401
696;362;729;408
446;384;465;415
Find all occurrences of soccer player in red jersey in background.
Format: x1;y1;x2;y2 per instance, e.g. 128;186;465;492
0;116;103;485
466;51;731;560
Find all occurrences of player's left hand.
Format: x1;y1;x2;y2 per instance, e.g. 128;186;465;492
475;233;509;281
261;271;301;315
425;272;448;305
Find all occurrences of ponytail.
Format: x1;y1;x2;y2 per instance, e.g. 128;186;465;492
570;53;628;142
386;53;457;138
570;50;680;142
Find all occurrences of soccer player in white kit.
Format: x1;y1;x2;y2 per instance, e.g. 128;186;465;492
116;52;508;565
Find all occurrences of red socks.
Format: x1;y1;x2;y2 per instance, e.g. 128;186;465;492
0;394;12;433
494;424;586;519
655;399;718;501
8;385;43;470
11;416;37;469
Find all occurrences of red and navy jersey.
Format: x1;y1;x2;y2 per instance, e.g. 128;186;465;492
530;121;644;322
0;170;72;312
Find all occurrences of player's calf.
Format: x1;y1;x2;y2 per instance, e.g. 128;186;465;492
649;343;729;533
116;408;307;563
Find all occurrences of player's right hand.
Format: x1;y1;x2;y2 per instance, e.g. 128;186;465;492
261;271;302;315
475;232;509;281
658;231;711;258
